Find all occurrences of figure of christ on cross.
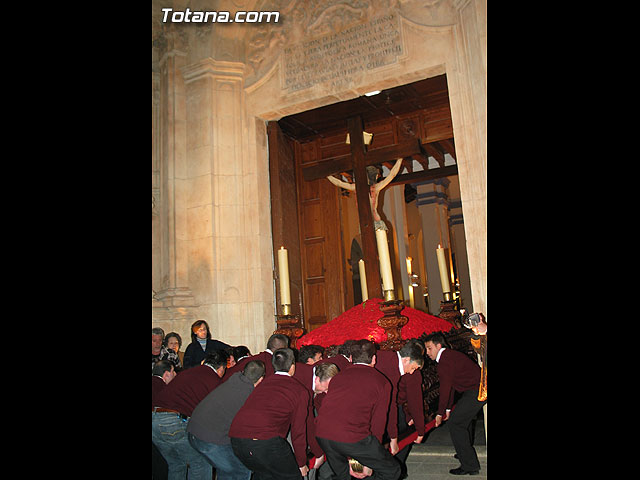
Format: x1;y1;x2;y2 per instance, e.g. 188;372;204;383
301;115;424;299
326;157;404;232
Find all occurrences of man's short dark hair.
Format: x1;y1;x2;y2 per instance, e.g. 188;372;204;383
267;333;290;351
338;340;355;356
299;344;324;363
233;345;251;361
404;338;425;354
272;348;295;372
423;332;447;348
202;350;227;370
243;360;266;383
152;359;174;376
350;339;376;364
399;340;425;368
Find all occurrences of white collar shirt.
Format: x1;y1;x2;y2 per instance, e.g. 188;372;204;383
397;351;405;375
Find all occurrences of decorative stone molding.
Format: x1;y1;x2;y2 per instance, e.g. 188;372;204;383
182;58;246;84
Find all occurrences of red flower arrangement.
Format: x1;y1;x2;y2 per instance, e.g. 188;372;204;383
297;298;455;347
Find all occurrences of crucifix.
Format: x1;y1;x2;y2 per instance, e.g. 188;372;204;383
302;115;425;300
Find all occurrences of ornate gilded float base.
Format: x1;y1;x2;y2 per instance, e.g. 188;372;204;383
377;300;408;351
274;314;305;349
438;300;462;328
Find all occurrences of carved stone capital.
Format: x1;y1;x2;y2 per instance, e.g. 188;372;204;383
182;58;246;84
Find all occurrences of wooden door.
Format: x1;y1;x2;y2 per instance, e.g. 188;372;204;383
294;141;347;332
268;122;348;333
267;122;303;318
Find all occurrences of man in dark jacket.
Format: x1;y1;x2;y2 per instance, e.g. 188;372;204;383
187;360;266;480
424;332;486;476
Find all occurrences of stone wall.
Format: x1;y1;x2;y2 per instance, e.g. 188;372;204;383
152;0;486;354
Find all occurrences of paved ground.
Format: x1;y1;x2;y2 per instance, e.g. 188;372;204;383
405;444;486;479
152;412;486;480
403;412;486;479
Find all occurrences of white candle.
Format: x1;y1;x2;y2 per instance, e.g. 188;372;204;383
436;244;451;293
358;259;368;301
277;246;291;305
375;229;394;292
406;257;415;308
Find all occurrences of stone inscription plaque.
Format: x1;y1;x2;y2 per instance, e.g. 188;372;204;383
282;13;404;92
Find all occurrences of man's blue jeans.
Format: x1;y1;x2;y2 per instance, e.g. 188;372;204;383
151;412;212;480
188;433;251;480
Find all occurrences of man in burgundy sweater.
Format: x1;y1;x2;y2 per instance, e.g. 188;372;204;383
152;351;227;480
315;339;401;480
374;340;425;455
229;348;312;480
152;359;176;410
424;332;486;476
325;340;354;372
292;360;340;470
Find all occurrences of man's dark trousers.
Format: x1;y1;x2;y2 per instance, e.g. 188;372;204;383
230;436;301;480
448;389;486;472
316;435;401;480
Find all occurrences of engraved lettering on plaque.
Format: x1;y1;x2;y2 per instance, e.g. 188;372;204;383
282;13;404;92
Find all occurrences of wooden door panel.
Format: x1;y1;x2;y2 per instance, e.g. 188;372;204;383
296;142;346;331
304;241;325;279
307;283;328;330
268;122;302;317
302;201;323;239
268;124;348;333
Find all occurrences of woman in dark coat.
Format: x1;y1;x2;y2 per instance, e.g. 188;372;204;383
183;320;231;369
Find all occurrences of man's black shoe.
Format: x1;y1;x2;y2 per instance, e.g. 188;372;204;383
449;467;479;475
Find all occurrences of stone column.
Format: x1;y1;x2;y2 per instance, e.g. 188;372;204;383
446;176;474;312
152;69;161;300
153;28;196;314
451;0;488;441
181;59;274;354
449;0;487;318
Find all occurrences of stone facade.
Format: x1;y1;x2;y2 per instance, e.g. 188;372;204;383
152;0;486;355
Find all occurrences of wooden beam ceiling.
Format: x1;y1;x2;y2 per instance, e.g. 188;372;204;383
278;74;458;186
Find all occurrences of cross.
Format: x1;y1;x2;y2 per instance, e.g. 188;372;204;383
302;115;425;299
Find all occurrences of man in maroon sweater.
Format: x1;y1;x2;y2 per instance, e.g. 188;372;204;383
152;351;227;480
292;361;340;469
315;339;401;480
229;348;312;480
374;340;425;455
424;332;486;476
326;340;354;372
151;359;176;410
